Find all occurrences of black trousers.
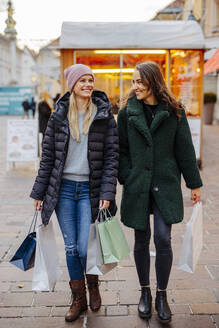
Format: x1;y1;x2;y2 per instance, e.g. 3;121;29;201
134;200;173;290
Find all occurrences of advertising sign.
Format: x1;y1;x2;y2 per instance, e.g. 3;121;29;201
0;86;33;115
188;118;201;159
7;120;38;163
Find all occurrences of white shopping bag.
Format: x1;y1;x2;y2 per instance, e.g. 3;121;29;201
178;202;203;273
86;221;117;275
32;221;62;291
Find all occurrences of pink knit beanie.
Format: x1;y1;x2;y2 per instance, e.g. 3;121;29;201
64;64;94;93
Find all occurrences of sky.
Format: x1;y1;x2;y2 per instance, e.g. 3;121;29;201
0;0;172;51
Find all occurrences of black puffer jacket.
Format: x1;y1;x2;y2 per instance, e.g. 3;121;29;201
30;90;119;225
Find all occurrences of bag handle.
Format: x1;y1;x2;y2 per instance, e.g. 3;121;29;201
28;211;38;234
96;208;113;223
99;209;113;222
96;210;105;223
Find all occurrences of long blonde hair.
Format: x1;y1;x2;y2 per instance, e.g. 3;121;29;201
68;92;96;142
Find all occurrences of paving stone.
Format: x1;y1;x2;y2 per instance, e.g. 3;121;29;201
170;265;211;280
148;314;215;327
0;292;34;307
21;306;51;317
50;306;69;317
169;278;219;290
0;267;33;282
87;306;106;316
190;303;219;314
171;289;217;304
87;315;148;328
101;291;118;305
212;288;219;302
106;305;128;316
116;266;138;281
0;317;84;328
10;282;33;292
169;304;191;314
33;292;70;307
0;307;22;318
54;281;71;292
99;269;117;281
0;282;10;292
119;289;140;305
206;265;219;280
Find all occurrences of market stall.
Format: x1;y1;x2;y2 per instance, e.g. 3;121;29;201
59;21;205;165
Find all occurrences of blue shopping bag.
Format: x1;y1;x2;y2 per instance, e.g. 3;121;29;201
10;212;38;271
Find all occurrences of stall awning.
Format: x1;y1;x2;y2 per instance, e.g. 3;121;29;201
204;49;219;75
59;21;205;50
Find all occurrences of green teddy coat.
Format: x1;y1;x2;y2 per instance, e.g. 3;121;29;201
118;96;203;231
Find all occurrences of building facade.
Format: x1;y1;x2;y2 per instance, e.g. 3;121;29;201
35;38;61;101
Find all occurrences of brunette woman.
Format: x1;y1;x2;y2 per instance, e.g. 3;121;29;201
118;61;202;324
30;64;119;322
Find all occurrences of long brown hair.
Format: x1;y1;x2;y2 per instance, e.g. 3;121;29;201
121;61;182;120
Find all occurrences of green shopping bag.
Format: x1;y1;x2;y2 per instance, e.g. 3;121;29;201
97;211;130;264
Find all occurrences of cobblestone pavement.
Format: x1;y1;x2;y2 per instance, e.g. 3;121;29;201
0;116;219;328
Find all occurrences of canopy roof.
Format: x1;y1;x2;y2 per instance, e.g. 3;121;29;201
204;49;219;75
60;21;205;50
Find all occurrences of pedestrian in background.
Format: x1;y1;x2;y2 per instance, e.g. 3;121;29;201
118;61;202;324
53;93;60;110
30;97;36;118
38;91;51;139
21;97;30;119
30;64;119;322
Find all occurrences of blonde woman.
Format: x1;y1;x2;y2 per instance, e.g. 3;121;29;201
30;64;119;322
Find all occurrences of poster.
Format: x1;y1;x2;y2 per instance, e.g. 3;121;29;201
7;120;38;162
0;86;33;115
188;118;201;159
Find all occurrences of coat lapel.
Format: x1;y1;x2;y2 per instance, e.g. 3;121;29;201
127;97;170;143
150;109;170;134
127;96;152;147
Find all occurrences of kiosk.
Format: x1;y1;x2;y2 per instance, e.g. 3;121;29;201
59;21;205;165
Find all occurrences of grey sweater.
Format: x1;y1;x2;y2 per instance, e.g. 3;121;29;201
63;109;97;181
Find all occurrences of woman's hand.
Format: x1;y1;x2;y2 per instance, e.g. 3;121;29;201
34;199;43;211
191;188;201;204
99;200;110;210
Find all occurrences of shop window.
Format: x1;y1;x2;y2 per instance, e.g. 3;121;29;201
76;50;120;112
122;50;167;101
170;50;202;116
76;50;167;113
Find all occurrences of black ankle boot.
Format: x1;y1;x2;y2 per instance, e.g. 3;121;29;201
138;287;152;319
155;290;171;323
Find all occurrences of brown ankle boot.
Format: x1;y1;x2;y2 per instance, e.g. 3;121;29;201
86;274;101;312
65;278;87;322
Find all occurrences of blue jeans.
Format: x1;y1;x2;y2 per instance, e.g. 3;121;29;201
55;179;91;280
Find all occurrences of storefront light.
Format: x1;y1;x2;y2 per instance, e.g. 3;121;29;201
196;68;201;72
92;68;135;74
171;51;186;58
94;50;166;54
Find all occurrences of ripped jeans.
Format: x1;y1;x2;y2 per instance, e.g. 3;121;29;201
55;179;92;281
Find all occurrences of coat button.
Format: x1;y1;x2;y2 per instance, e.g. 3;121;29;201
153;186;159;191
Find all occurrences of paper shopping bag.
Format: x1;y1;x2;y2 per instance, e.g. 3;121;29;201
97;215;130;264
32;220;62;291
10;211;38;271
178;202;203;273
86;221;117;275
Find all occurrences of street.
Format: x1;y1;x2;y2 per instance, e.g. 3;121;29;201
0;115;219;328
